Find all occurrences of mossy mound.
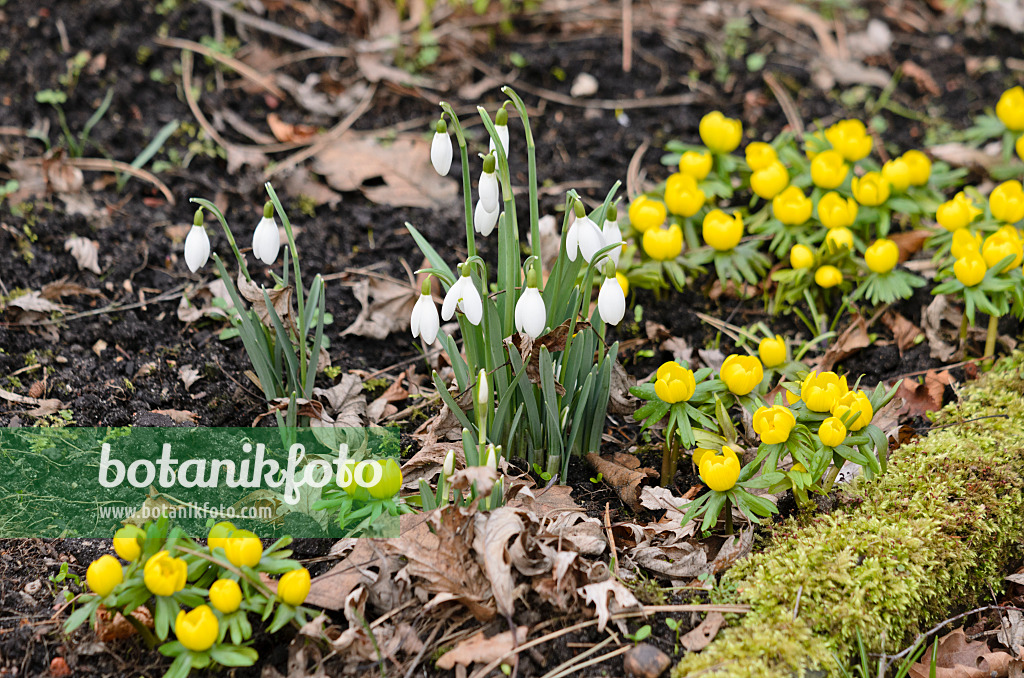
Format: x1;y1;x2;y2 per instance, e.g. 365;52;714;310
673;354;1024;678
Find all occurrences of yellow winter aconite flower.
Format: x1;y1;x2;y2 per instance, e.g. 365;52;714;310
664;172;706;217
207;521;236;550
772;186;812;226
87;555;123;597
810;150;849;189
825;119;873;161
981;225;1023;270
951;229;983;259
851;172;891;207
278;567;311;606
616;272;629;297
144;550;188;597
832;390;873;431
752;405;796;445
691;448;714;466
628;196;667;232
699;445;741;492
801;371;849;412
954;251;987;287
750;160;789;199
817;192;858;230
745;142;777;171
224;530;263;568
113;525;145;561
679;150;713;180
757;335;787;368
901;150;931;186
814;265;843;288
937;192;982;232
882;158;911;193
367;458;403;500
989;180;1024;224
175;606;219;652
702;209;743;251
818;417;847;448
789;244;815;269
825;227;854;252
642;223;684;260
720;354;764;396
209;579;242;613
996;86;1024;131
654;361;697;403
865;238;899;273
1017;135;1024;162
699;111;743;153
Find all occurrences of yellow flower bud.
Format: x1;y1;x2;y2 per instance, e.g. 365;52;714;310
654;361;697;403
698;445;741;492
954;251;987;287
1017;134;1024;162
882;158;911;193
699;111;743;154
951;229;983;259
901;150;931;186
175;606;219;652
817;192;858;230
814;265;843;288
691;448;714;466
981;225;1023;270
996;86;1024;132
224;530;262;568
825;119;873;161
851;172;891;207
758;335;787;368
818;417;847;448
809;150;849;189
752;405;796;445
719;354;764;396
702;209;744;251
789;244;815;269
825;227;854;252
750;160;789;200
87;554;123;597
989;180;1024;224
368;458;403;500
143;550;188;597
207;521;236;551
772;186;812;226
865;238;899;273
745;142;777;171
936;192;982;232
209;578;242;614
785;389;801;405
278;567;312;606
664;172;706;217
616;272;629;297
679;150;713;180
832;390;873;431
113;525;145;562
628;196;667;232
801;371;849;413
642;223;684;260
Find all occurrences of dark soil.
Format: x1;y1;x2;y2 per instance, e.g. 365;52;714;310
2;0;1022;676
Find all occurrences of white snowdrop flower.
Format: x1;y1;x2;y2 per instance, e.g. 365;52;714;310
184;209;210;273
441;267;483;325
601;204;623;266
443;449;456;477
410;279;440;345
597;274;626;326
566;201;603;263
474;199;499;237
252;202;280;265
430;118;453;176
514;284;546;339
488;106;510;157
476;368;489;408
479;154;499;213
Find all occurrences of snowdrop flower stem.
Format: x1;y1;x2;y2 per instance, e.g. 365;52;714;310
500;88;541;276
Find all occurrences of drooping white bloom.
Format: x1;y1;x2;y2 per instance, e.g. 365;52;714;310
514;286;546;338
601;218;623;266
431;122;453;176
441;273;483;325
566;214;603;263
479;167;499;213
410;292;440;345
488;123;510;157
597;276;626;326
443;449;456;477
252;215;280;265
184;225;210;273
474;199;499;237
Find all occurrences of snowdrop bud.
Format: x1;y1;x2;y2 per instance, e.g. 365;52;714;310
597;272;626;326
479;153;499;213
474;199;500;237
489;106;510;157
252;202;280;266
441;265;483;325
485;444;498;471
476;368;489;409
185;209;210;273
410;278;440;345
430;118;453;177
601;203;623;266
514;269;547;339
443;449;455;477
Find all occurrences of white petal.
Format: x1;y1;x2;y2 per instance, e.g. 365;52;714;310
474;199;499;236
565;222;579;261
602;220;622;266
598;278;626;325
479;170;499;213
184;225;210;273
411;294;439;344
431;131;453;176
458;281;483;325
441;277;463;321
577;217;602;263
253;217;280;265
489;125;510;157
515;288;546;338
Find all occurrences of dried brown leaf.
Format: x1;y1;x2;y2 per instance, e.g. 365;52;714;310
179;365;201;392
237;273;294;329
266;113;319;143
341;276;417;339
882;311;924;354
929;143;1000;172
815;315;871;372
474;507;525;617
151;409;199;424
64;236;102;274
586;452;656;512
897;370;955;418
908;628;1016;678
0;387;64;417
578;578;642;632
435;627;528;670
5;291;70;315
680;612;725;652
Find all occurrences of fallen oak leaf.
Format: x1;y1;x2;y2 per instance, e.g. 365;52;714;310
435;626;529;670
882;311;924;354
586;452;657;512
896;370;955;418
341;275;418;340
908;628;1017;678
578;578;642;632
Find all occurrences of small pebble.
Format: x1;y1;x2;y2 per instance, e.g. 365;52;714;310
623;643;671;678
50;657;71;678
570;73;599;98
23;579;42;595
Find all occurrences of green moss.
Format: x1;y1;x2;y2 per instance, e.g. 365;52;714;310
673;354;1024;678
